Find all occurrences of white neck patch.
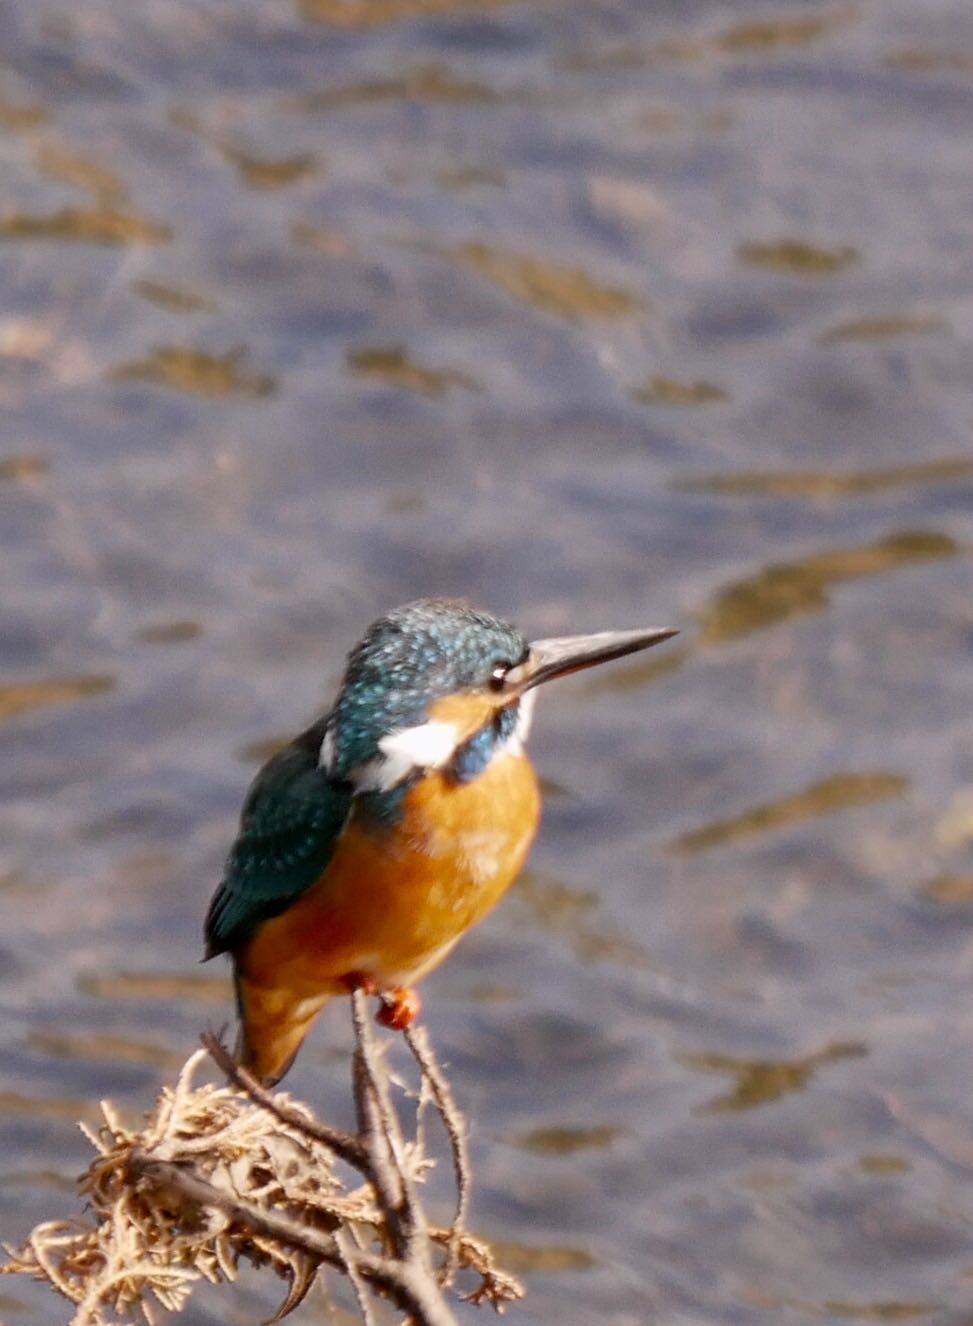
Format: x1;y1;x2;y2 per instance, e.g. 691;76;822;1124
319;718;455;784
330;692;537;793
352;718;460;792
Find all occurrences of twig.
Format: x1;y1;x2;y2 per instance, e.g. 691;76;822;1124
404;1023;470;1287
201;1030;366;1168
430;1229;525;1311
334;1226;378;1326
350;988;430;1271
127;1154;456;1326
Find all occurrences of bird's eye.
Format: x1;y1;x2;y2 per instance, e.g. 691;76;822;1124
489;663;509;692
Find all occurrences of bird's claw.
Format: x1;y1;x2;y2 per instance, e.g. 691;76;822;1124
377;986;421;1030
341;974;420;1029
341;971;378;997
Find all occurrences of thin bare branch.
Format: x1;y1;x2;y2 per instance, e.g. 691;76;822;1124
202;1030;366;1167
334;1225;378;1326
404;1023;470;1287
126;1154;456;1326
350;989;412;1253
357;992;441;1283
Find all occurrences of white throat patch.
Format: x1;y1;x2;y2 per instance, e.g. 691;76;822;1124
508;689;535;753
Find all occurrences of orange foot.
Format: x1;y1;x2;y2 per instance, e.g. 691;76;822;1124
377;986;421;1031
341;971;378;997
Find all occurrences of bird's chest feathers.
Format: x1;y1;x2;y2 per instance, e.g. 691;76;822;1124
390;748;539;890
385;692;538;898
336;743;540;939
246;698;541;990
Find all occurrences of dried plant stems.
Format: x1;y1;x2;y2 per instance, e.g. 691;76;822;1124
404;1022;470;1285
202;1032;364;1166
1;999;524;1325
124;1154;456;1326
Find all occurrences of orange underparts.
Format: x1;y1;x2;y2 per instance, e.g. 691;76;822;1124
235;702;541;1084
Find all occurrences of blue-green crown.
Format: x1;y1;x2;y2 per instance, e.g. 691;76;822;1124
329;599;527;778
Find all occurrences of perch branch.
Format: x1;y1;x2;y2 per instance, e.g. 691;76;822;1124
404;1022;471;1285
1;1001;525;1325
201;1030;366;1168
126;1153;456;1326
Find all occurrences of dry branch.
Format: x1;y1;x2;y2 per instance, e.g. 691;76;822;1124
1;998;524;1325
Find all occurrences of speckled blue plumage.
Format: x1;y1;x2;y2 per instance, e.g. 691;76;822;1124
329;600;527;779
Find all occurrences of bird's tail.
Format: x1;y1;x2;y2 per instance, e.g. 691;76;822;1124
233;970;329;1087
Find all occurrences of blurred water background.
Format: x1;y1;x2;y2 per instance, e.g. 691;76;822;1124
1;0;973;1321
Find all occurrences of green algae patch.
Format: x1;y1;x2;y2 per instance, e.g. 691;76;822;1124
738;238;858;274
678;1040;866;1113
0;1090;97;1122
0;97;50;130
486;1240;596;1274
919;874;973;905
0;207;171;246
217;145;317;189
670;772;908;855
820;313;948;343
108;346;275;398
453;241;640;320
717;13;846;52
27;1029;184;1070
0;454;48;482
739;1287;934;1319
290;64;500;111
859;1153;910;1174
0;674;114;722
291;221;355;255
582;642;690;696
436;165;507;189
697;530;960;642
513;871;649;967
886;49;973;73
298;0;551;25
678;457;973;501
133;280;217;314
507;1124;622;1155
78;970;233;1004
634;375;727;406
348;344;479;397
561;38;705;72
36;143;125;202
565;12;849;73
134;620;202;645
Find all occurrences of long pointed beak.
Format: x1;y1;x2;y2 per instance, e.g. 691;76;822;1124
506;626;678;693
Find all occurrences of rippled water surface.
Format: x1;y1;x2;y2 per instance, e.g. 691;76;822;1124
2;0;973;1321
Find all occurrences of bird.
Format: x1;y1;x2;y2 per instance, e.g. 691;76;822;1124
205;599;676;1085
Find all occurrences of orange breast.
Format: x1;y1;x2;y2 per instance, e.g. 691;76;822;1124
241;749;540;997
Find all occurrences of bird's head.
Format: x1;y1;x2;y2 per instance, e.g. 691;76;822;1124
321;599;675;790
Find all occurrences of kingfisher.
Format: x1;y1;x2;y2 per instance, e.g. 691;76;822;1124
205;599;676;1085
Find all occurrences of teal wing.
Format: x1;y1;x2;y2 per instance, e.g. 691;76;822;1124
205;723;353;957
